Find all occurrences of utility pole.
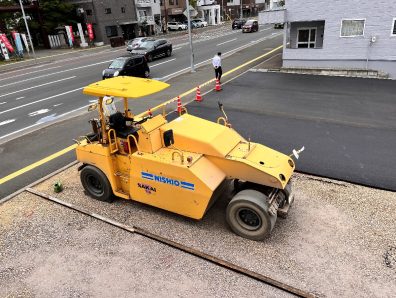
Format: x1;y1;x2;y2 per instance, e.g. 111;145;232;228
18;0;36;60
240;0;243;19
163;0;168;32
185;0;195;72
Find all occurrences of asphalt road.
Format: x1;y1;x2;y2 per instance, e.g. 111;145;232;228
0;26;284;198
0;25;280;143
186;71;396;191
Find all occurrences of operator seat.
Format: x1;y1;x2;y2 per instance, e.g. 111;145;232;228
109;111;139;138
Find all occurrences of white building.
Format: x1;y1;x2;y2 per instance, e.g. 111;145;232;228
196;0;221;25
135;0;161;35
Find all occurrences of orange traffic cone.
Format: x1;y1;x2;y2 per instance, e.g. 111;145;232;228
195;86;202;102
176;96;182;115
214;79;222;91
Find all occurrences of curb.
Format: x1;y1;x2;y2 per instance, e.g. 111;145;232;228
0;160;79;205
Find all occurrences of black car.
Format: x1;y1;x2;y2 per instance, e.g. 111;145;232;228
131;39;172;62
102;55;150;79
232;19;246;29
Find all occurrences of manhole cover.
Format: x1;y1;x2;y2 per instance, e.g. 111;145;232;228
384;246;396;269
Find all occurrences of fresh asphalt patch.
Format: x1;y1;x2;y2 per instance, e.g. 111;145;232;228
185;72;396;191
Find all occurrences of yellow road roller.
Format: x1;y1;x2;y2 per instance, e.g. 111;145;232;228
75;77;303;240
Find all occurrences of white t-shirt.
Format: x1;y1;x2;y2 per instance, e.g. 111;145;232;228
212;55;221;68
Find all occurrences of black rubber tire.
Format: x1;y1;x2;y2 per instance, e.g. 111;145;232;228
147;54;153;62
279;181;292;208
226;189;277;241
80;165;113;202
178;27;182;31
166;49;171;57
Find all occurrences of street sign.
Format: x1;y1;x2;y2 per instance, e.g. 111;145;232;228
183;7;198;17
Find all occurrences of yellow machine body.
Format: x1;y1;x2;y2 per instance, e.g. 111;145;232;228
76;77;295;220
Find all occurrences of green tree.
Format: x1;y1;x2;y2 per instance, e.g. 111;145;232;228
189;0;197;8
29;0;82;34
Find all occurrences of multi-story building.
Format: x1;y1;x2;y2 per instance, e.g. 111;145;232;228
160;0;185;25
69;0;139;44
259;0;396;78
196;0;221;25
136;0;161;35
224;0;266;20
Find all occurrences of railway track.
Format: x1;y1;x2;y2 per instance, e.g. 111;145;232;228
24;186;317;298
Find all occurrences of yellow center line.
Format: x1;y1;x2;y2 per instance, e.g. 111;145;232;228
0;144;77;185
0;45;283;185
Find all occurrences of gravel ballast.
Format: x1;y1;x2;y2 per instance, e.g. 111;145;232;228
1;164;395;297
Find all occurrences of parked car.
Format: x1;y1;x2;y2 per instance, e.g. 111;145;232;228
242;20;259;33
131;39;172;62
102;55;150;79
192;18;208;28
126;37;148;52
274;23;284;29
167;22;187;31
183;20;197;29
232;19;246;29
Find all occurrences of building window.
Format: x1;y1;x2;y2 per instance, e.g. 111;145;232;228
175;0;178;5
121;7;126;13
392;18;396;36
160;0;163;6
86;9;92;16
139;10;147;17
105;8;112;14
105;26;118;37
340;19;365;37
169;0;174;5
297;28;316;48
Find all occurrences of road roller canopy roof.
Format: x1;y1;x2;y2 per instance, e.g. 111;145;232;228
83;76;170;98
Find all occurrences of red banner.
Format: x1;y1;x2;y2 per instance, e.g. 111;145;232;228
87;23;94;41
11;31;17;40
69;26;74;42
0;34;14;53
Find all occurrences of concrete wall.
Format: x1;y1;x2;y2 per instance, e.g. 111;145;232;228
258;8;285;24
282;0;396;78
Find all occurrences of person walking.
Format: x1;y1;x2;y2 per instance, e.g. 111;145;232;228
212;52;222;83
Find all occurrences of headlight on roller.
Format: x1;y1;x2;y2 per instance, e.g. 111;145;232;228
113;70;120;77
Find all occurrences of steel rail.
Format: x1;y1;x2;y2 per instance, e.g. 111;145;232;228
26;187;317;298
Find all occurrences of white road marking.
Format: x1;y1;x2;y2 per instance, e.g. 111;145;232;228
0;60;112;88
0;102;6;105
0;76;76;98
0;122;41;140
150;58;176;67
0;119;16;126
173;47;182;51
162;33;282;81
29;109;50;117
16;97;24;100
53;103;63;107
1;49;116;80
0;104;89;140
217;38;237;46
0;87;83;116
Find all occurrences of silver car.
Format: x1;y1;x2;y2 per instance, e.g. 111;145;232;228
127;37;148;52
